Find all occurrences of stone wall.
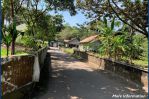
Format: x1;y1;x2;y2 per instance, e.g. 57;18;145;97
73;50;148;92
2;47;48;95
2;55;34;95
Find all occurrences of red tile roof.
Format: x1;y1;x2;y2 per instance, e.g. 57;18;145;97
64;40;70;43
80;35;98;44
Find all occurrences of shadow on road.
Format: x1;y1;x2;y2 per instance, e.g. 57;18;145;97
31;52;52;98
31;49;147;99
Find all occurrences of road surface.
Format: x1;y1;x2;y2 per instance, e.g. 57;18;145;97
32;47;147;99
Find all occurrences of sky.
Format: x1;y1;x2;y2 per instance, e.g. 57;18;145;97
38;0;90;27
49;11;90;27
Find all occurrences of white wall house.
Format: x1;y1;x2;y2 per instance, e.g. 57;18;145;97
64;38;80;48
79;35;100;52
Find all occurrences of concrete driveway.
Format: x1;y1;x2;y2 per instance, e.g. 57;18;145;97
32;47;147;99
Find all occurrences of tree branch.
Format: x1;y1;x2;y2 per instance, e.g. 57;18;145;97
15;0;25;14
108;0;147;36
111;0;144;33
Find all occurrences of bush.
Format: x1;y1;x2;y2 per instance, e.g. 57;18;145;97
16;35;48;50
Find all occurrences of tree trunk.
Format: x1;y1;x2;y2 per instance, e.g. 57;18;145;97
10;0;14;17
11;38;15;55
6;45;9;57
10;0;15;55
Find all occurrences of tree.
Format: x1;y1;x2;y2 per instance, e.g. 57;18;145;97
2;0;76;54
57;25;79;40
2;0;27;55
46;0;76;16
77;0;148;37
2;27;12;56
34;14;64;42
57;24;95;40
18;0;76;39
97;17;117;58
97;17;144;62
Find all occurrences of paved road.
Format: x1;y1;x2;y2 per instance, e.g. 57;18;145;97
32;48;147;99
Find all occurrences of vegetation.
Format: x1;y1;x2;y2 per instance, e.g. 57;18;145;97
1;0;76;56
62;48;74;55
2;27;12;56
77;0;148;37
1;47;27;57
57;24;95;40
58;16;147;68
85;17;147;67
1;0;147;69
75;0;148;68
97;17;144;61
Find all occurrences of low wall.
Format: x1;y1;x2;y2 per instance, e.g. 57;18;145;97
73;50;148;92
2;55;34;95
2;46;48;95
36;47;48;69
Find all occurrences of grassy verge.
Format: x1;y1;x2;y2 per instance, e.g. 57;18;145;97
61;47;148;69
61;48;74;54
132;59;148;69
1;48;28;57
96;53;148;69
74;51;148;69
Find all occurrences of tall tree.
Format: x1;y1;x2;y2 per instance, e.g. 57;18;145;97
2;0;26;55
34;14;64;42
2;0;76;54
77;0;148;37
10;0;15;55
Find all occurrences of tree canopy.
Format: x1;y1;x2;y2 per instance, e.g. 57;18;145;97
2;0;76;54
57;24;95;40
77;0;148;37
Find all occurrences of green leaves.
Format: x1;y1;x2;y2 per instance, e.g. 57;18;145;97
103;16;107;27
111;17;115;30
97;17;145;61
2;28;12;46
57;24;95;40
2;33;12;46
46;0;76;15
77;0;148;37
2;27;12;56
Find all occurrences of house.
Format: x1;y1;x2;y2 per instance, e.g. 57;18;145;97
64;38;80;48
49;40;64;47
79;35;100;52
49;41;58;47
16;24;27;32
64;40;70;47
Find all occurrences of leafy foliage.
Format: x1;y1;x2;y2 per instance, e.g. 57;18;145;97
2;0;76;55
77;0;148;37
57;24;95;40
97;17;144;62
2;27;12;56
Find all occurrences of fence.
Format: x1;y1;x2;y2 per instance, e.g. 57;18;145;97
1;46;48;95
73;50;148;92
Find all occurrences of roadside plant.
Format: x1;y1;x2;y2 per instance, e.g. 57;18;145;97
98;16;118;58
2;27;12;56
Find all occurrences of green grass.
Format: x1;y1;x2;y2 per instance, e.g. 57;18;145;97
86;52;148;69
1;48;28;57
64;48;74;54
132;59;148;69
1;48;8;57
62;48;74;54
